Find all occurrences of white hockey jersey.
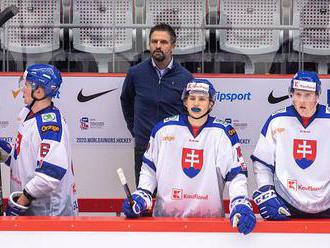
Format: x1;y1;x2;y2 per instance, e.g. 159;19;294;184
252;104;330;213
8;104;78;216
139;114;248;217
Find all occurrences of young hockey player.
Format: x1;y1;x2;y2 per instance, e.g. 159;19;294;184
252;71;330;219
0;64;78;216
123;78;256;234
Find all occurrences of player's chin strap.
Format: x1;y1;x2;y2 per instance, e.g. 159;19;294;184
29;88;49;108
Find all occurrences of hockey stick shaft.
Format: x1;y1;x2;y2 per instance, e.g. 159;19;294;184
117;168;134;207
0;5;19;28
0;166;3;216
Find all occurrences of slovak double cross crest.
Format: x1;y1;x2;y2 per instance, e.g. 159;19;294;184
181;148;204;178
293;139;317;169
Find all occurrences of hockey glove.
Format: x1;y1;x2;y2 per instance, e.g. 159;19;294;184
0;139;11;163
253;185;291;220
122;189;152;218
6;191;29;216
230;196;256;235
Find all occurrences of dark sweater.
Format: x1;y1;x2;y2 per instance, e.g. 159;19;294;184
120;58;193;148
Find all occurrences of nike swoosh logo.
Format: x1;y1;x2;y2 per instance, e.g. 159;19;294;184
77;88;117;102
268;90;289;104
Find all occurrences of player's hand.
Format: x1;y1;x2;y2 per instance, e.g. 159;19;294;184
122;190;152;218
230;196;256;235
0;139;11;163
6;191;29;216
253;185;291;220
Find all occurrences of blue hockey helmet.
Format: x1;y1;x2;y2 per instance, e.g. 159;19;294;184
23;64;62;98
181;78;216;102
289;70;321;95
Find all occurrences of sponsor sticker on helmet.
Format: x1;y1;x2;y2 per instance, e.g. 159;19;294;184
293;80;317;92
186;82;209;94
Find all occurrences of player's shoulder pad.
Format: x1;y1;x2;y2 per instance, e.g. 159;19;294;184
261;106;294;136
208;118;239;145
223;124;239;145
151;115;183;138
316;104;330;119
36;108;63;142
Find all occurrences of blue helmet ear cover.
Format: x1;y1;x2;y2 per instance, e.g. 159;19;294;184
25;64;62;98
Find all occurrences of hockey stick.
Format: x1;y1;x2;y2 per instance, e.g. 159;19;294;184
0;5;19;28
116;168;134;207
0;167;3;216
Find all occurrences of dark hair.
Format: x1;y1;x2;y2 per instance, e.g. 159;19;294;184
149;23;176;44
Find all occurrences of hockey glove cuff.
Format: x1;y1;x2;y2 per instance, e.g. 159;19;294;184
122;189;152;218
6;191;29;216
230;196;256;235
0;140;11;164
253;185;291;220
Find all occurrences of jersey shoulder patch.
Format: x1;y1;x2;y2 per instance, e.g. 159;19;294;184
41;112;58;123
164;115;180;123
213;118;227;126
271;107;286;116
326;106;330;114
36;108;63;142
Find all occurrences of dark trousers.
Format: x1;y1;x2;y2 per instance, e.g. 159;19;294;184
281;196;330;218
134;146;147;188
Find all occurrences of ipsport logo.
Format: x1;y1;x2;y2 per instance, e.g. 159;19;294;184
215;91;251;102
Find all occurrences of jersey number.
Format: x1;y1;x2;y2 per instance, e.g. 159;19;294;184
40;143;50;157
14;132;23;159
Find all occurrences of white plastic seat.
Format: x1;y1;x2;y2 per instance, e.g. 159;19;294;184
217;0;281;73
0;0;60;54
72;0;133;72
145;0;207;55
0;0;61;69
292;0;330;74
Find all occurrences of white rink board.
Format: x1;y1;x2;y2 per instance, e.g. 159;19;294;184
0;231;330;248
1;75;330;199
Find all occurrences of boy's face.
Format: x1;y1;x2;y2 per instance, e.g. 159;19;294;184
291;89;318;117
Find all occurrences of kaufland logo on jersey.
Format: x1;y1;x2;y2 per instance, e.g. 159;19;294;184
293;139;317;169
171;188;183;200
181;148;203;178
171;188;209;201
287;179;321;192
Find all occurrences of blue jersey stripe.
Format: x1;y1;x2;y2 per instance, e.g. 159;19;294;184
250;155;275;173
142;156;156;172
36;160;67;180
225;166;247;182
150;115;186;138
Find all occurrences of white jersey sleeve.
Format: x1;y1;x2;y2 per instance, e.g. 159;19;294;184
138;125;160;194
251;109;286;188
138;136;158;194
216;123;248;201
